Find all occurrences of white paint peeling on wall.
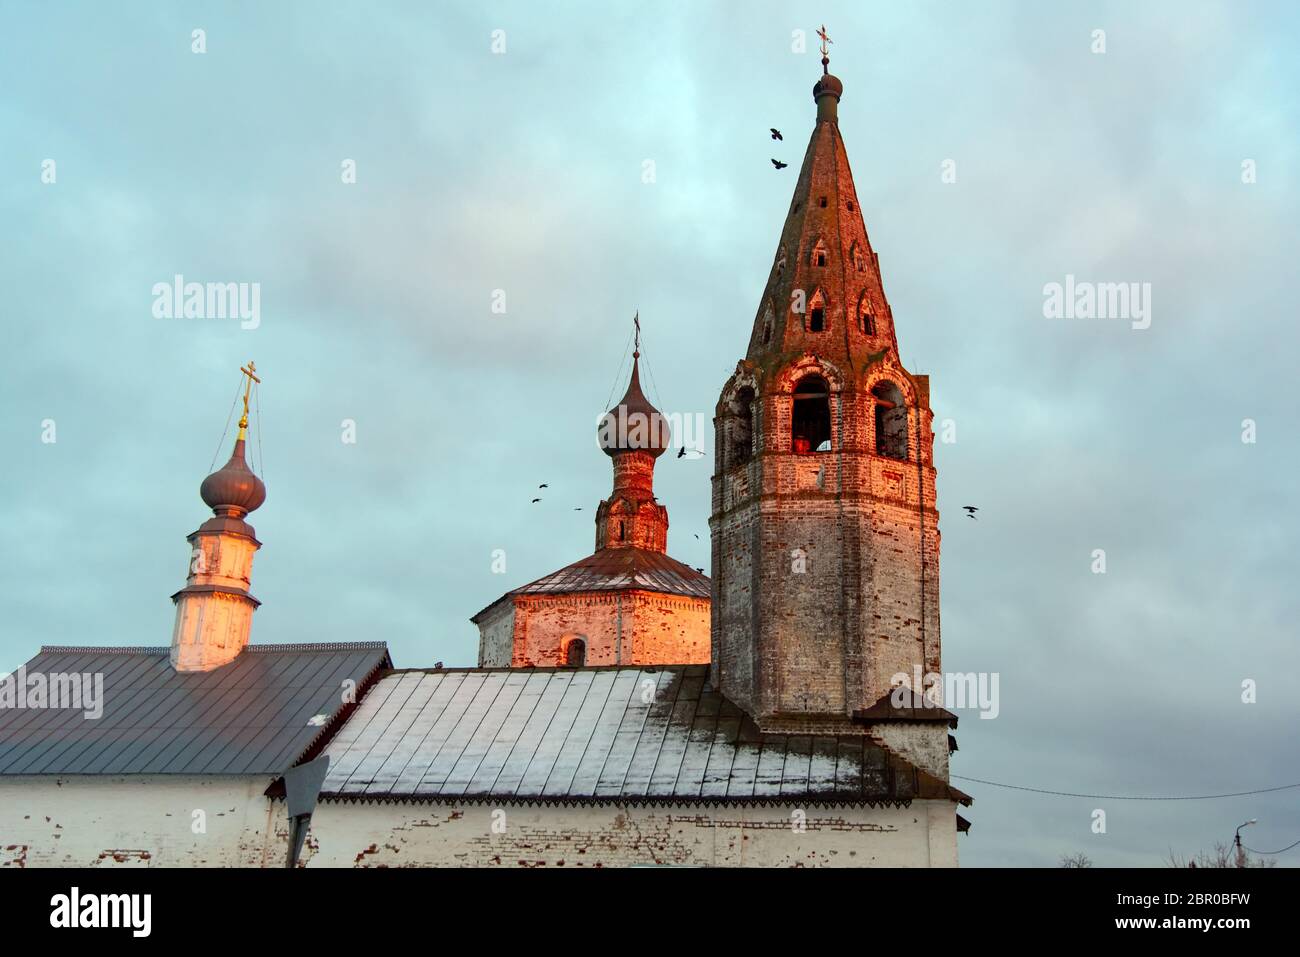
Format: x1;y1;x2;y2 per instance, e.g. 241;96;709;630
0;776;288;868
0;776;957;867
303;799;957;868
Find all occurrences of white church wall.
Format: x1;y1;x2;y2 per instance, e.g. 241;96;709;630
301;799;958;868
0;775;287;868
0;777;958;868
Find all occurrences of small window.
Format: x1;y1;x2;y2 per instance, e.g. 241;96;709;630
618;520;625;542
819;196;828;208
847;201;855;211
872;381;908;460
734;386;755;463
763;321;772;344
849;241;866;273
857;293;876;335
563;638;586;667
792;375;831;455
806;289;827;333
811;239;828;268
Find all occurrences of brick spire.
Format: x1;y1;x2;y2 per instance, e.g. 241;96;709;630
594;330;670;552
745;63;898;370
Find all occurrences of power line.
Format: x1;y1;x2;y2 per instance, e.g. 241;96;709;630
208;376;244;472
950;775;1300;802
602;325;635;411
1243;838;1300;856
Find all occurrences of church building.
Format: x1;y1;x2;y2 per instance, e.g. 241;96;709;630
472;346;711;668
0;44;969;868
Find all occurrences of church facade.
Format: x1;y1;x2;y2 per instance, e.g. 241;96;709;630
0;52;969;868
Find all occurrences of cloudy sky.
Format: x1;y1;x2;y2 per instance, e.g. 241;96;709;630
3;1;1298;867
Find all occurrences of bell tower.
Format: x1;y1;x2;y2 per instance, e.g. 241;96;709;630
710;44;941;731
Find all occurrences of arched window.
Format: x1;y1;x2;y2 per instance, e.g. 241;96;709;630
761;301;775;345
734;386;755;463
563;637;586;667
792;375;831;454
857;292;876;335
775;245;787;276
849;241;866;273
872;381;908;460
811;240;828;268
807;289;827;333
618;520;625;542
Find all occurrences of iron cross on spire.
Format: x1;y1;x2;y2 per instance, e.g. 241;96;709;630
817;24;833;72
238;360;260;431
633;311;641;357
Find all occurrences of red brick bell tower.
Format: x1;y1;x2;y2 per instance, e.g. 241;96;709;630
710;51;941;732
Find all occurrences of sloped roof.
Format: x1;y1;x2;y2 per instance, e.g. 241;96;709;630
319;665;970;806
0;642;390;776
471;547;709;622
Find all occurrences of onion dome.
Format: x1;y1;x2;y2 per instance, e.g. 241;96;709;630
200;435;266;515
813;72;843;102
598;352;670;458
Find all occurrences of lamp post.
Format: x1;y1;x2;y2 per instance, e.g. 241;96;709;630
1234;819;1257;869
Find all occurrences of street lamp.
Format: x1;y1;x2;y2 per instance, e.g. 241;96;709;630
1234;819;1257;868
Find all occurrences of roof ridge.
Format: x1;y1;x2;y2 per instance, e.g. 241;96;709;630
246;641;390;653
385;663;706;675
33;641;390;657
38;645;169;655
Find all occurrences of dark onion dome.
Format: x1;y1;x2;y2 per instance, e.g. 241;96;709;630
598;353;669;458
200;437;266;515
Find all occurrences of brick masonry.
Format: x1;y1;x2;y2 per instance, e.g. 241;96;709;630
710;72;943;731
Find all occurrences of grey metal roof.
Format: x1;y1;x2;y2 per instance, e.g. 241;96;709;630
0;642;391;776
471;547;709;622
320;665;969;805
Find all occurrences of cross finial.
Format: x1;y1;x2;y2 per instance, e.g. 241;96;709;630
817;24;832;73
633;311;641;358
238;360;260;435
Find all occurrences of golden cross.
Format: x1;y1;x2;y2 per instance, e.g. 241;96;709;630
238;360;260;429
817;24;833;59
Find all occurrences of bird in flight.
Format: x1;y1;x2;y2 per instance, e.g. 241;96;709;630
962;505;979;520
770;128;783;140
538;483;548;489
531;497;542;504
573;507;582;511
693;533;700;539
771;158;788;170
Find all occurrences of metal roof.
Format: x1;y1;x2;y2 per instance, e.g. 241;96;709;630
320;665;969;805
0;642;391;776
472;547;709;622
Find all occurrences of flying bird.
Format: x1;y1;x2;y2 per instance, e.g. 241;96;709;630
962;505;979;520
771;158;788;170
538;483;548;489
531;497;542;504
770;128;783;140
694;533;700;539
573;507;582;511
